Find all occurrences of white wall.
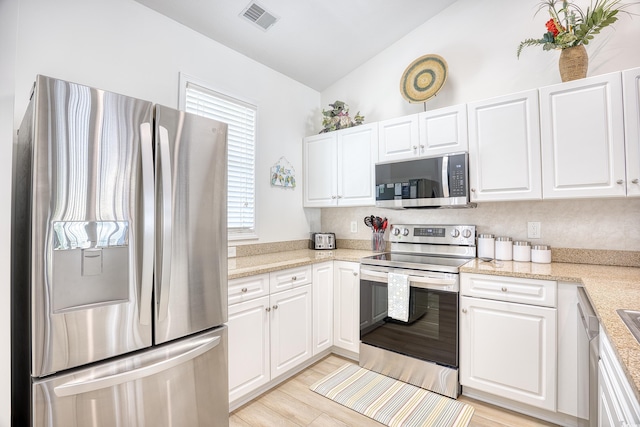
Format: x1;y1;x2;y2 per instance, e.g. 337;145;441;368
320;0;640;124
319;0;640;252
0;0;18;424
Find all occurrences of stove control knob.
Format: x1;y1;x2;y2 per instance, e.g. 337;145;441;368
402;228;410;236
450;229;460;238
392;227;401;236
462;229;472;239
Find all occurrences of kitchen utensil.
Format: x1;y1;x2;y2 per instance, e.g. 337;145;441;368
478;257;504;268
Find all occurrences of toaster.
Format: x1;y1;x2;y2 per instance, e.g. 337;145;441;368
310;232;336;250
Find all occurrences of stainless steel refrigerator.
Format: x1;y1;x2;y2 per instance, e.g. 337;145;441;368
11;75;229;426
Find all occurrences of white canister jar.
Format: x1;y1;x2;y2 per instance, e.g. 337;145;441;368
513;241;531;262
495;237;513;261
477;234;495;259
531;245;552;263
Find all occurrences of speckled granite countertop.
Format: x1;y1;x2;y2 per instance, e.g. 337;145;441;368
460;259;640;403
228;249;374;280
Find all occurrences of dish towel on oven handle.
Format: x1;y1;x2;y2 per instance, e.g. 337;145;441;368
388;272;409;322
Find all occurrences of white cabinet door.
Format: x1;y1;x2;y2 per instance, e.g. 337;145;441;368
467;89;542;201
270;285;313;380
460;295;557;411
623;67;640;197
312;262;333;355
418;104;468;156
598;331;640;426
337;123;378;206
228;296;270;403
303;132;337;207
378;114;420;162
333;261;360;354
540;72;625;199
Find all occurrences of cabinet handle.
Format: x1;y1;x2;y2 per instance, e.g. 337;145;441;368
617;179;624;185
241;287;248;293
292;276;297;281
266;307;271;312
461;308;467;314
501;287;507;292
633;179;639;184
273;305;279;310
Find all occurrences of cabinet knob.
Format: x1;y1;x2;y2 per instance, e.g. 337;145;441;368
353;272;358;276
471;188;476;192
337;195;343;199
501;287;507;292
617;179;624;185
266;307;271;312
292;276;297;281
241;287;248;293
633;179;639;184
462;308;467;314
420;144;425;152
331;195;337;199
273;305;279;310
413;145;418;152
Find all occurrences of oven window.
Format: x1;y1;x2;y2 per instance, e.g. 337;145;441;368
360;279;458;367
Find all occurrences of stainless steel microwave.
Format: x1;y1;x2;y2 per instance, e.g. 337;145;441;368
375;153;475;209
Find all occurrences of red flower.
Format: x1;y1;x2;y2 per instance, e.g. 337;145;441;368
545;19;562;37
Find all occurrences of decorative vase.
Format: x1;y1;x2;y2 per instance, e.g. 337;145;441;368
559;45;588;82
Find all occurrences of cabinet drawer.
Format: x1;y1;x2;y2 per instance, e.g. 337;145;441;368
269;265;312;293
229;273;269;305
461;273;557;307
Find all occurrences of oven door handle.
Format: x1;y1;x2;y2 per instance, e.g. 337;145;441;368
360;268;389;282
408;275;458;292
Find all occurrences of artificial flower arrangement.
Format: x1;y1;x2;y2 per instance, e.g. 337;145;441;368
517;0;635;58
320;100;364;133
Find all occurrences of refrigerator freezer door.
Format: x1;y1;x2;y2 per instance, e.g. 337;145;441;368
154;105;228;344
33;326;229;427
23;76;154;377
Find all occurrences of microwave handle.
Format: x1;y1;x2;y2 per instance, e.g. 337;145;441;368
442;155;450;197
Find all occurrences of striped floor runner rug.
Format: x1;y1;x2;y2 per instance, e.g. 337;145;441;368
310;363;474;427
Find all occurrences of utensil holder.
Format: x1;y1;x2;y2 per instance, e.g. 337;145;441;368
371;231;386;252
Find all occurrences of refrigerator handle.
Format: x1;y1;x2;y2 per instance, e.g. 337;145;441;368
158;126;173;321
139;123;154;326
53;335;221;397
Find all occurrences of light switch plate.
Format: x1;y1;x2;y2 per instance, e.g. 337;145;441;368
228;246;237;258
350;221;357;233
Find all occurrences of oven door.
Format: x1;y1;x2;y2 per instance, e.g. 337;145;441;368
359;267;459;368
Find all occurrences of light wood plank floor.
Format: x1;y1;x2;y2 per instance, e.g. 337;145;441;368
231;354;560;427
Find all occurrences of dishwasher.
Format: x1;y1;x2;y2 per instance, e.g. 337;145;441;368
577;286;599;427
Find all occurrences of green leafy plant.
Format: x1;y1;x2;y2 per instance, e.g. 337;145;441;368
517;0;636;58
320;100;364;134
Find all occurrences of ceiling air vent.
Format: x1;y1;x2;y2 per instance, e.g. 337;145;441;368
240;2;279;31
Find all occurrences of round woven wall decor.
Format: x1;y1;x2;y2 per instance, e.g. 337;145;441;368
400;54;448;103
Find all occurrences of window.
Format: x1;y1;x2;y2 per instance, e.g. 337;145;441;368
181;76;256;238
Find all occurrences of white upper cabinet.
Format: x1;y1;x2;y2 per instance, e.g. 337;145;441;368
303;123;378;207
539;72;626;199
467;89;542;201
418;103;468;156
378;106;468;163
623;67;640;197
378;114;420;162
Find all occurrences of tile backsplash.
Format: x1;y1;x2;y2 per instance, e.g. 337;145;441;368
321;198;640;252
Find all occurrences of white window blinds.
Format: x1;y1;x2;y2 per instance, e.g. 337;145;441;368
184;82;256;237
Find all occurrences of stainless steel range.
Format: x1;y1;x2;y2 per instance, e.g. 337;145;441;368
359;224;476;399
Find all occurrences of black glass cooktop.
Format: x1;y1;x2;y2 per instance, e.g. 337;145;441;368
360;252;471;274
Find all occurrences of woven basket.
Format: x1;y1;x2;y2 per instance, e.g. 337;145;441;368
559;45;588;82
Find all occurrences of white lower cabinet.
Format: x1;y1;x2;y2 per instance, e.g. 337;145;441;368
270;285;313;379
460;273;557;412
313;262;333;355
228;296;270;403
333;261;360;354
228;267;314;407
598;331;640;426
